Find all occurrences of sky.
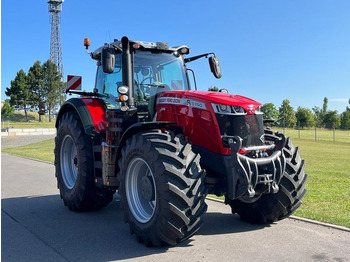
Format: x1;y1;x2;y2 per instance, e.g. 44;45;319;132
1;0;350;113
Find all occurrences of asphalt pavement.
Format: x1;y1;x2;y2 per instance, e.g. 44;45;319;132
2;153;350;262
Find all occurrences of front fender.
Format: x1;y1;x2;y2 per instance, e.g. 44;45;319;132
116;121;177;157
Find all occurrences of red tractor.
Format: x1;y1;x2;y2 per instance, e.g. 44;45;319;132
55;36;307;246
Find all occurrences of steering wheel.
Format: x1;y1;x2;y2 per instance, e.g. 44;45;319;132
140;76;153;85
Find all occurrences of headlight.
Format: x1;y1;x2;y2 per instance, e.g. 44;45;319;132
117;85;128;94
211;103;246;115
233;106;245;114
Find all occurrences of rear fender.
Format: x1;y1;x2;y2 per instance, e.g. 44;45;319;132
56;98;107;136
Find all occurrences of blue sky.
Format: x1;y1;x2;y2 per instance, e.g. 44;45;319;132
2;0;350;113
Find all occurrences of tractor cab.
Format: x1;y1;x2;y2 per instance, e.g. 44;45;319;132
94;49;190;120
88;36;221;121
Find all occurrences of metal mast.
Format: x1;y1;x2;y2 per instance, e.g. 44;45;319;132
48;0;64;79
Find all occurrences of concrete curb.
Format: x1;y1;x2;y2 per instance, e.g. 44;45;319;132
1;128;56;136
205;197;350;232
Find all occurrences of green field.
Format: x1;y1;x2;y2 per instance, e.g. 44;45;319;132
3;139;55;163
291;139;350;227
2;130;350;228
282;128;350;143
1;111;55;129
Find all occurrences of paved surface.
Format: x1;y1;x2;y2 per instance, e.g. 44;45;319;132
1;134;55;149
2;153;350;262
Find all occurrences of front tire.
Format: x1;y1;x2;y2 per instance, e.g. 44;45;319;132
118;130;207;246
55;111;114;211
226;132;307;224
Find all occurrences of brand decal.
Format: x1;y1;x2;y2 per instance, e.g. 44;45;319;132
247;104;255;113
157;97;206;110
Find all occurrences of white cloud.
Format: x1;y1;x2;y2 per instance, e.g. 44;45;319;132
329;98;348;102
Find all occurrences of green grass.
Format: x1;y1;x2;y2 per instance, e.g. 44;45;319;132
1;111;55;129
2;132;350;228
291;139;350;227
2;138;55;163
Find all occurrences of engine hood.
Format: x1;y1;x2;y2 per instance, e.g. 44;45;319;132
157;90;261;112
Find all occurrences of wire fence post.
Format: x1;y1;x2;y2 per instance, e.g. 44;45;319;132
314;125;317;141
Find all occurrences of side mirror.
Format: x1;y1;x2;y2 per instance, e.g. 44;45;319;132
101;47;115;73
209;56;222;79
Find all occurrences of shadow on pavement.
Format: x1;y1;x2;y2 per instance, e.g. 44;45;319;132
2;194;267;261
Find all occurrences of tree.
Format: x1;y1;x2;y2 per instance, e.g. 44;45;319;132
42;60;65;122
312;106;323;127
322;97;328;114
260;103;278;126
1;100;15;120
278;99;297;128
340;111;350;130
322;110;340;129
27;61;45;122
5;69;32;122
296;107;315;128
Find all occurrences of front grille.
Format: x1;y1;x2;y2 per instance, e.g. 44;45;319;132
216;113;264;147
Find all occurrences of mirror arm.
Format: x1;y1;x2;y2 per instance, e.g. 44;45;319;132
184;53;215;63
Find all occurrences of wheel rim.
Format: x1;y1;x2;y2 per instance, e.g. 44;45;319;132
60;135;78;189
125;157;156;223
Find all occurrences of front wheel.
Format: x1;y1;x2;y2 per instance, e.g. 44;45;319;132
226;132;307;224
118;130;207;246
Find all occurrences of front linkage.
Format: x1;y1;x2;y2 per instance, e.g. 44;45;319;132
223;131;287;201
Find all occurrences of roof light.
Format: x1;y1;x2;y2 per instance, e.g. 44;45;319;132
133;43;140;49
180;47;189;54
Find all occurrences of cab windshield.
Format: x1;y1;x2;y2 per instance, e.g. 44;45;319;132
133;50;189;93
95;50;189;108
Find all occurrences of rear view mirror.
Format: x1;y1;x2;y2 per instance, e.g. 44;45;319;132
101;47;115;73
209;56;222;79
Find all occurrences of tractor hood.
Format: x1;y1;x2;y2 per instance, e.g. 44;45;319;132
157;90;261;113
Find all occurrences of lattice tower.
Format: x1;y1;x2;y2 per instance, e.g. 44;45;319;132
48;0;64;79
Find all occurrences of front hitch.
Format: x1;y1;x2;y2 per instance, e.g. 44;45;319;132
224;133;287;200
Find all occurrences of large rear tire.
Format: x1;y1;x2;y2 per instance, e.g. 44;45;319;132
118;130;207;246
54;111;114;211
226;132;307;224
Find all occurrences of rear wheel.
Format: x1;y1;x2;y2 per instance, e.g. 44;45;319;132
55;111;114;211
226;131;307;223
118;130;207;246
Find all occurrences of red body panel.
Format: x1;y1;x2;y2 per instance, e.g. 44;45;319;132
156;91;261;154
81;98;107;131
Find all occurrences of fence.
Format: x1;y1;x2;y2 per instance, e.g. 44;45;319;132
278;127;350;143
